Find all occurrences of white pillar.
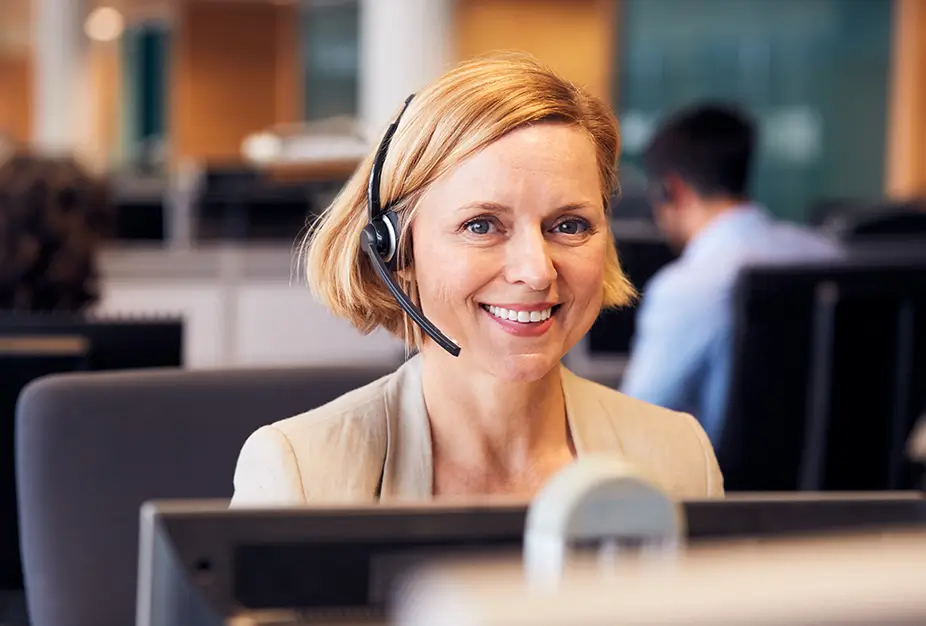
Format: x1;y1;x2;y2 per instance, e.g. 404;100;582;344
32;0;89;156
359;0;453;137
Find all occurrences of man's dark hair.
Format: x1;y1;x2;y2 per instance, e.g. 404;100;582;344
0;153;112;312
642;102;757;199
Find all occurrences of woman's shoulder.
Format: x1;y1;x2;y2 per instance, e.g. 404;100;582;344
231;364;408;505
270;367;399;446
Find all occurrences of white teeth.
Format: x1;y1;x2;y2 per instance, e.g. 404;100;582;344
485;305;554;323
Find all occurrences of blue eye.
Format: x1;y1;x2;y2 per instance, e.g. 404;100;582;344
465;218;494;235
554;219;590;235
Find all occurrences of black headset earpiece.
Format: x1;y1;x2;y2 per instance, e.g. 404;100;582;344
364;210;403;271
361;94;461;357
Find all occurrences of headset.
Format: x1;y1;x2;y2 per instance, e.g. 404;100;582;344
359;95;462;357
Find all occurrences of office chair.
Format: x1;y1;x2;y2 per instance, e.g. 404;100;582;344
15;364;393;626
816;198;926;242
0;314;183;600
719;259;926;492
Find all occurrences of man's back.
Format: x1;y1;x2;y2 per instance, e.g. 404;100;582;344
620;204;842;444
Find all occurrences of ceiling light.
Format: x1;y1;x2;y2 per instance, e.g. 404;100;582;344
84;7;125;42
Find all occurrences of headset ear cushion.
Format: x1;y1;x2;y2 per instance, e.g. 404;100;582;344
379;210;404;271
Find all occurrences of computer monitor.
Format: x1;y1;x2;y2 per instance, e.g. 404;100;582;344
0;313;183;370
137;501;527;626
137;493;926;626
0;337;88;590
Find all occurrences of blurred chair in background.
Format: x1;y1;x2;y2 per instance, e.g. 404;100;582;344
835;200;926;244
0;316;183;621
15;364;392;626
811;197;926;240
719;259;926;492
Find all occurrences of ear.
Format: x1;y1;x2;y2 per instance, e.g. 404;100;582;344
663;173;695;207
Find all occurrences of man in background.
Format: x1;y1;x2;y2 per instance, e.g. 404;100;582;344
620;103;841;446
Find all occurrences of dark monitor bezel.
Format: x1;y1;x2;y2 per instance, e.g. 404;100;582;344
138;493;926;626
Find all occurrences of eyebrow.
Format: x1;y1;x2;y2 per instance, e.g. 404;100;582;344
454;201;598;214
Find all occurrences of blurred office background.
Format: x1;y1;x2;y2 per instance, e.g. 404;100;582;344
0;0;922;372
2;4;926;625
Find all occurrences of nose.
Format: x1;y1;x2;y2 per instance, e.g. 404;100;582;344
503;228;556;291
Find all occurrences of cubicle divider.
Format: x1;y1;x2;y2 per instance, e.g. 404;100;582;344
15;363;393;626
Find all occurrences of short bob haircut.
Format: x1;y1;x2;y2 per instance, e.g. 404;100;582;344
302;52;634;349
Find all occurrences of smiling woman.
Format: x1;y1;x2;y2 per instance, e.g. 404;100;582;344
230;52;724;505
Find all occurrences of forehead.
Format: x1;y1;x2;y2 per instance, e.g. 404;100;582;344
422;123;602;210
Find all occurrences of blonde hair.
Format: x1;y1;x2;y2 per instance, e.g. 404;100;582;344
302;52;635;348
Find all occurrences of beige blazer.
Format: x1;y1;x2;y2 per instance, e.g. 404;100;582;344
231;356;724;505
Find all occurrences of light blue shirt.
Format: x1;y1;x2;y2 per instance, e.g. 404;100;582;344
620;204;843;446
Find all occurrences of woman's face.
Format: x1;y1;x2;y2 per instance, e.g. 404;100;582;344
411;122;609;381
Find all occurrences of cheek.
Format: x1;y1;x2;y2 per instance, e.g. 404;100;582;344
412;237;484;309
560;237;608;306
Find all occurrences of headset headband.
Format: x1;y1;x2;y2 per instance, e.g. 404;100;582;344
367;94;415;221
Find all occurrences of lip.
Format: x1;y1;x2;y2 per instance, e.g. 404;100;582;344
481;302;559;312
481;305;558;337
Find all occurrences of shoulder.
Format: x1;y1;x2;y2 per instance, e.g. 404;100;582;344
232;365;405;506
270;369;395;449
637;261;731;337
645;257;731;308
568;372;724;498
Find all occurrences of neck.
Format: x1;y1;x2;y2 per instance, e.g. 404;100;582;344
685;196;747;244
420;351;570;479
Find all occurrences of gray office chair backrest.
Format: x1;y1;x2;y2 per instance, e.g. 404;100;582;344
15;364;394;626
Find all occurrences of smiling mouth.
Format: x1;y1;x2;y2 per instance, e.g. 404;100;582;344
479;304;562;324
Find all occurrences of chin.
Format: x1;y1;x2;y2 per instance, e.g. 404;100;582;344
480;350;562;383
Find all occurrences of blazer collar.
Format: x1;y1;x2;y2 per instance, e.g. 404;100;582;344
379;356;624;502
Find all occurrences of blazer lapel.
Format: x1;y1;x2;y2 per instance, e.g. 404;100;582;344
561;365;626;457
379;355;434;501
379;360;629;501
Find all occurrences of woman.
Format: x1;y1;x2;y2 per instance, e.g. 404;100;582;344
232;53;723;505
0;152;111;312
